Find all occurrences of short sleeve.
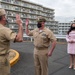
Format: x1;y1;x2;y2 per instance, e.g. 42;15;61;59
28;30;34;36
4;28;17;42
48;30;57;42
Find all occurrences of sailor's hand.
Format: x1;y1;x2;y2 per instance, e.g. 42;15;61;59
25;18;29;26
16;14;23;26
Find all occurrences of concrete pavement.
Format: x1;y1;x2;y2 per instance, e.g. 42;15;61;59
10;42;75;75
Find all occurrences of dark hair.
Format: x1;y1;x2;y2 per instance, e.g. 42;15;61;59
67;23;75;35
0;16;2;21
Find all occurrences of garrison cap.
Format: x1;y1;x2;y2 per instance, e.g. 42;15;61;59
37;16;46;22
0;8;6;16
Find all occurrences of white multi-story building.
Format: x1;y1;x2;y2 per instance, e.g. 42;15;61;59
58;23;71;35
0;0;58;34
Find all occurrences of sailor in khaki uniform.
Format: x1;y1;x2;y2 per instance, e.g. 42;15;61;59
0;8;23;75
25;17;57;75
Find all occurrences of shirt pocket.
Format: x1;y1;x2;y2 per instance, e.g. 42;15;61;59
41;33;49;43
33;33;38;38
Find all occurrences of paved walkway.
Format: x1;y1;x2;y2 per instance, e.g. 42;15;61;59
10;42;75;75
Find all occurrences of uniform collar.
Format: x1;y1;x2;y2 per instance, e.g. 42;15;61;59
0;24;4;27
36;27;46;33
37;27;46;31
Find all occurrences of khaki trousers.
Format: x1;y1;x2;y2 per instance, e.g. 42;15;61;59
34;50;48;75
0;55;10;75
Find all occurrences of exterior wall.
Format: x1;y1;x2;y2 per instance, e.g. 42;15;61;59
0;0;58;34
58;23;71;35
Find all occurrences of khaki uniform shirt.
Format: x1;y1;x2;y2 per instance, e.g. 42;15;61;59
28;27;56;54
0;24;16;55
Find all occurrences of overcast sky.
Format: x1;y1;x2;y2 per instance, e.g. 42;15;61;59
29;0;75;22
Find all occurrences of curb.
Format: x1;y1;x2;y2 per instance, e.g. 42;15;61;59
9;50;20;66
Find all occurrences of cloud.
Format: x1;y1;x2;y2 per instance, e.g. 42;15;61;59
30;0;75;22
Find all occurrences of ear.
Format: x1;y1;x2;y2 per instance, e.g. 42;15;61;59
2;15;6;20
